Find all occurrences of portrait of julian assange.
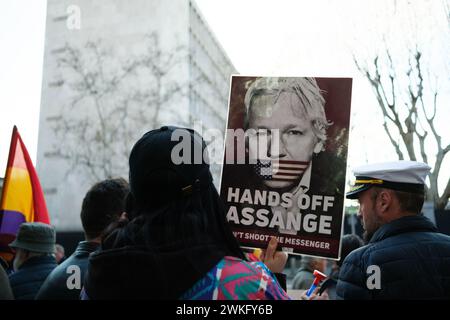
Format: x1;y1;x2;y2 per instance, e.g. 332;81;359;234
220;76;352;258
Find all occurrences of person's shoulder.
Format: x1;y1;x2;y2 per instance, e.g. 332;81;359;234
428;230;450;243
219;256;289;300
39;255;78;284
340;244;370;269
34;256;58;272
8;267;39;286
221;256;263;275
360;230;450;268
372;229;450;251
59;252;90;271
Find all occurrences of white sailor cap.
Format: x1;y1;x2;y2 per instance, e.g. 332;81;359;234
346;161;431;199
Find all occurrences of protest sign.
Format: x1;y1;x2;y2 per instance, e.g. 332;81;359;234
220;76;352;259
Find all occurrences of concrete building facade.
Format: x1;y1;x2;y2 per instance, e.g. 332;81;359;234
37;0;236;230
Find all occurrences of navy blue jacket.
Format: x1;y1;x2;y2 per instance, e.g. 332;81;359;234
336;215;450;299
36;241;99;300
9;255;57;300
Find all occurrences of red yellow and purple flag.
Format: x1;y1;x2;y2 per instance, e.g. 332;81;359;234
0;126;50;262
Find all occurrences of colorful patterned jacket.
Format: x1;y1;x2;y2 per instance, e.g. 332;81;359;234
180;256;290;300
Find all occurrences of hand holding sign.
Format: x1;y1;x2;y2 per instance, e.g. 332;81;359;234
260;236;288;273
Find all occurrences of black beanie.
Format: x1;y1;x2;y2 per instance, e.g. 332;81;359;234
129;126;212;210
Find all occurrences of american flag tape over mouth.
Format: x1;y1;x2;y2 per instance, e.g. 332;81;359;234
254;159;309;181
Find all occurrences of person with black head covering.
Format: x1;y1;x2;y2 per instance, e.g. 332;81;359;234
83;126;290;300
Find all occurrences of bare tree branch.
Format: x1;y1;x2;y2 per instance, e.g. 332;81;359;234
382;120;405;159
354;40;449;209
47;33;187;183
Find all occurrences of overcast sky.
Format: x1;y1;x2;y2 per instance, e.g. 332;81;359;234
0;0;448;193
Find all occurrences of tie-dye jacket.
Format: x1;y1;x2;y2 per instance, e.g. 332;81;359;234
180;256;290;300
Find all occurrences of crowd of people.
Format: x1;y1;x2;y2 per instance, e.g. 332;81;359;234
1;77;450;300
0;124;449;300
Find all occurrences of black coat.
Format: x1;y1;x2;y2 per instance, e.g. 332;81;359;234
336;215;450;299
0;264;13;300
9;255;57;300
35;241;99;300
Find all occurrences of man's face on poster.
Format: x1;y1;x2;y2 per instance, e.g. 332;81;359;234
247;91;321;190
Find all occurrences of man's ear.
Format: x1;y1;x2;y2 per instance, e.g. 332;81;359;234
313;141;324;154
378;190;392;214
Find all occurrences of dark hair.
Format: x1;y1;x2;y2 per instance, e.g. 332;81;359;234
370;187;425;214
104;127;245;260
393;190;425;214
337;234;364;267
80;178;130;240
113;179;245;260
